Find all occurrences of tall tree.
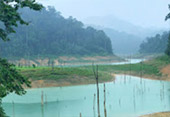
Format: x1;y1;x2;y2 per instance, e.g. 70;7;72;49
165;34;170;56
165;4;170;56
0;0;43;116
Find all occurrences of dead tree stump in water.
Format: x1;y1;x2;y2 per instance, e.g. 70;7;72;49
103;83;107;117
93;93;96;117
92;64;100;117
12;101;15;117
41;91;44;106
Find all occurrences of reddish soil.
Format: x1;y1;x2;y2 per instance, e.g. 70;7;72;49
161;65;170;78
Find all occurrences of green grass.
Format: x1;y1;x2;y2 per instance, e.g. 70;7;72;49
82;55;170;77
98;63;160;75
18;67;113;84
17;55;170;86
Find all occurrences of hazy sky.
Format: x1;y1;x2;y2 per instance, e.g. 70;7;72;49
37;0;170;29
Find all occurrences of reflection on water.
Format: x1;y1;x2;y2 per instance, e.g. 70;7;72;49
111;59;144;65
2;75;170;117
61;59;144;67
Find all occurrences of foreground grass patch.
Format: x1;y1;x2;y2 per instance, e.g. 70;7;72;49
18;67;113;86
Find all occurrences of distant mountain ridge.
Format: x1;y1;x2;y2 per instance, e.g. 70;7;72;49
82;15;165;39
90;25;142;54
82;15;166;54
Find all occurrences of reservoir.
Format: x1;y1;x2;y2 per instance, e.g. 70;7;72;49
2;74;170;117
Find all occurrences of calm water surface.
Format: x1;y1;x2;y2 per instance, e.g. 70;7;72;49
2;74;170;117
62;59;144;67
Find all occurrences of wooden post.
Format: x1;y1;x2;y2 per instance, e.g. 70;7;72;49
41;91;44;106
140;60;143;84
45;94;47;104
41;103;44;117
12;101;15;117
92;64;100;117
103;84;107;117
52;60;54;71
130;55;132;75
93;93;96;117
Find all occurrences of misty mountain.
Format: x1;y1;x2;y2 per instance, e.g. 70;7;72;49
91;26;143;54
104;28;142;54
82;15;165;39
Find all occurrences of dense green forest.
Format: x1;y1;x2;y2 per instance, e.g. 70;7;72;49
0;7;113;58
139;32;169;54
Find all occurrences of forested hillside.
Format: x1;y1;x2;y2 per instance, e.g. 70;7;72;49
0;7;113;58
139;32;169;54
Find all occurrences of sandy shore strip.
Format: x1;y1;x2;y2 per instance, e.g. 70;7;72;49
24;73;115;89
140;112;170;117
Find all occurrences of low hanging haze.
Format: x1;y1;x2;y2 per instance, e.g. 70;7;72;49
37;0;169;29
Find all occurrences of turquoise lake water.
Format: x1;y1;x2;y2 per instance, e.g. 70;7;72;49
2;74;170;117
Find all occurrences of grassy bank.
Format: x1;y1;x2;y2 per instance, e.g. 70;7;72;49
17;55;170;88
18;66;114;88
90;55;170;80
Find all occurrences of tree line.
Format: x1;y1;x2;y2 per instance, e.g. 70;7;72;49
139;5;170;56
139;32;169;54
0;7;113;58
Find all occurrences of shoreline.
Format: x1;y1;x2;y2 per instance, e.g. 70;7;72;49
11;55;124;67
25;72;170;90
25;73;115;89
115;72;170;81
140;112;170;117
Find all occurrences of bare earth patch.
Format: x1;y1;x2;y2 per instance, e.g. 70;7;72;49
141;112;170;117
10;55;123;67
30;80;71;88
161;65;170;78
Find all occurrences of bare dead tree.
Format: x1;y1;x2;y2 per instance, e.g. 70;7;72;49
12;101;15;117
41;91;44;106
129;55;132;76
140;60;143;84
92;64;100;117
103;83;107;117
51;59;55;71
45;94;47;104
93;93;96;117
